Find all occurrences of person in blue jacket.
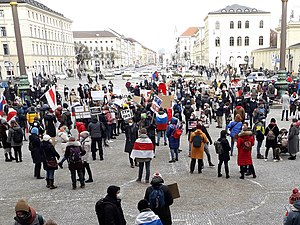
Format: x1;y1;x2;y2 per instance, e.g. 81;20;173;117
284;200;300;225
226;114;243;156
166;117;181;163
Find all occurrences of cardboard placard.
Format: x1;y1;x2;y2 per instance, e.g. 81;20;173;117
167;183;180;199
74;106;84;113
132;96;142;104
159;95;173;109
121;109;132;120
90;107;102;115
188;121;197;129
91;91;104;100
151;95;162;112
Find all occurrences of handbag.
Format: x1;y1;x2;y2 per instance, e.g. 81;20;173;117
46;159;58;168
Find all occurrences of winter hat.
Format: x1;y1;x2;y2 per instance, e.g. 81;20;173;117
43;135;51;142
152;172;162;179
15;199;30;212
31;127;39;135
270;118;276;123
137;199;150;212
80;131;89;138
107;185;120;199
290;188;300;204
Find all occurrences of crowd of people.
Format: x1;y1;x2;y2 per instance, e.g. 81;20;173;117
2;72;300;224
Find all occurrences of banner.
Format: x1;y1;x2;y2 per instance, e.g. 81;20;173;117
90;107;102;115
121;109;133;120
159;95;173;109
151;95;162;112
91;91;104;101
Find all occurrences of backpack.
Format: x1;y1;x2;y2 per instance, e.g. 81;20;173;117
69;146;82;163
267;126;276;141
149;185;165;209
37;215;44;225
192;134;203;148
95;198;113;225
257;107;266;120
13;129;23;144
243;140;252;151
214;140;224;154
173;126;182;139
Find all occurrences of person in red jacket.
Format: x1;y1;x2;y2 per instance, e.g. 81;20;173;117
75;120;86;139
237;122;256;179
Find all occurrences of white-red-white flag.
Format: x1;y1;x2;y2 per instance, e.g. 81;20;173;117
45;86;57;110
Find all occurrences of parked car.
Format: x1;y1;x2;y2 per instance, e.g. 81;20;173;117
245;72;266;83
54;73;68;80
114;69;122;75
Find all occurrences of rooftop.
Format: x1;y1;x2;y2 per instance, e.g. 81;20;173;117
180;27;199;37
73;31;117;39
209;4;269;15
0;0;64;17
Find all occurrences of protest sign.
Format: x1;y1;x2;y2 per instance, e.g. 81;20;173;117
159;95;173;109
151;95;162;112
121;109;133;120
90;107;102;115
91;91;104;100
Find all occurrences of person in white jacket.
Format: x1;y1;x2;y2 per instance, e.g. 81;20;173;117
80;131;93;183
57;126;69;169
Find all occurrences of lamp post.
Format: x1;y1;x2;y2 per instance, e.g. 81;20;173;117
280;0;288;71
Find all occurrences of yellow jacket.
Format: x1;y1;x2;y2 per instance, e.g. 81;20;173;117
26;112;39;124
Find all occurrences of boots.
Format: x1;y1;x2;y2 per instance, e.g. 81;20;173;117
49;179;57;189
46;179;50;188
9;152;15;160
72;183;76;190
5;153;12;162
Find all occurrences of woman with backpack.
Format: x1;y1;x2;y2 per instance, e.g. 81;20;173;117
264;118;280;162
166;117;182;163
80;131;93;183
226;114;243;156
189;123;209;174
216;130;231;179
237;123;256;179
7;120;23;163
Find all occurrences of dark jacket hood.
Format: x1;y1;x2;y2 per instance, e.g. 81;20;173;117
150;176;164;186
294;200;300;209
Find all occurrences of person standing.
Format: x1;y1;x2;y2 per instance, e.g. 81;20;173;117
41;135;60;189
226;114;243;156
253;119;265;159
155;108;168;146
189;123;209;173
7;120;23;163
80;131;93;183
144;111;156;153
124;119;138;168
29;127;44;179
0;118;14;162
288;119;300;160
64;85;69;101
130;128;154;183
44;109;57;144
215;99;224;128
88;116;104;161
281;91;290;121
95;185;126;225
135;199;163;225
216;130;231;178
166;117;181;163
64;137;86;189
264;118;280;161
144;173;173;225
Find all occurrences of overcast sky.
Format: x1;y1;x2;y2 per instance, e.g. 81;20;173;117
41;0;300;52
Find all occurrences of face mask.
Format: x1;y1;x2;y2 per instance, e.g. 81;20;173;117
49;139;52;143
116;193;122;199
128;123;133;126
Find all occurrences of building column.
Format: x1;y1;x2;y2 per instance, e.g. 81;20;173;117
280;0;288;71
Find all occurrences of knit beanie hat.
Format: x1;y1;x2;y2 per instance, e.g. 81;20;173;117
289;188;300;204
43;134;51;142
15;199;30;212
31;127;39;135
137;199;150;212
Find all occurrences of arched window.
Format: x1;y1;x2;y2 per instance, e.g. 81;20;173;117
229;37;234;46
230;21;234;29
245;20;249;28
215;37;220;47
238;21;242;29
259;20;264;28
245;36;249;46
215;21;220;30
237;36;242;46
259;36;264;45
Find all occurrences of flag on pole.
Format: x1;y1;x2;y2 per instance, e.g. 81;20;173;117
152;71;158;80
45;86;57;110
0;94;6;116
7;107;17;124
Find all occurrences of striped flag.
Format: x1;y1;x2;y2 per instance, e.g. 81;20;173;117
45;86;57;110
130;134;154;159
0;94;6;116
7;107;17;124
136;211;163;225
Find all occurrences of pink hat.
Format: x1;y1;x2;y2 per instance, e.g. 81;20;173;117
289;188;300;204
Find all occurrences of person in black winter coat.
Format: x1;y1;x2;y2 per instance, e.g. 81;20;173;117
217;130;231;178
249;98;258;128
264;118;280;161
0;119;14;161
144;173;173;225
44;110;57;138
144;112;156;152
216;99;224;128
96;185;126;225
29;127;43;179
124;120;138;168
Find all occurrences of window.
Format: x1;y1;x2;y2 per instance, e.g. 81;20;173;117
0;27;6;36
230;21;234;29
32;44;35;54
34;28;36;37
30;27;33;37
237;36;242;46
95;41;98;43
101;47;103;51
259;20;264;28
229;37;234;46
100;41;102;43
215;37;220;47
215;21;220;30
3;44;9;55
90;47;92;51
238;21;242;29
245;36;249;46
32;12;34;19
105;41;108;43
259;36;264;46
106;47;108;51
245;20;249;28
36;44;39;54
28;11;30;18
111;41;113;43
0;10;4;17
111;47;114;51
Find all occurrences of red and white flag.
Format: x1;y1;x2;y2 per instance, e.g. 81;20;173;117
7;108;17;124
130;134;154;160
45;86;57;110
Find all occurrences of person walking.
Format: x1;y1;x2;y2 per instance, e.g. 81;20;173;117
216;130;231;178
253;119;265;159
144;173;173;225
135;199;163;225
237;124;256;179
41;135;60;189
226;114;243;156
155;108;168;146
189;123;209;174
264;118;280;162
130;128;154;183
124;119;138;168
29;127;44;179
95;185;127;225
7;120;24;163
88;116;104;161
80;131;93;183
215;99;224;128
281;91;290;121
64;137;86;189
288;118;300;160
166;117;181;163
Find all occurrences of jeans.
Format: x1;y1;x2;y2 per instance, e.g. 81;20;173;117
91;137;103;160
70;169;84;186
282;110;288;120
265;147;279;160
13;146;22;162
34;163;42;177
138;161;150;181
83;161;93;180
190;159;203;173
204;144;213;165
156;130;166;145
216;116;223;127
107;125;112;140
170;148;178;160
112;123;117;135
149;136;156;153
256;140;263;155
46;170;55;179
